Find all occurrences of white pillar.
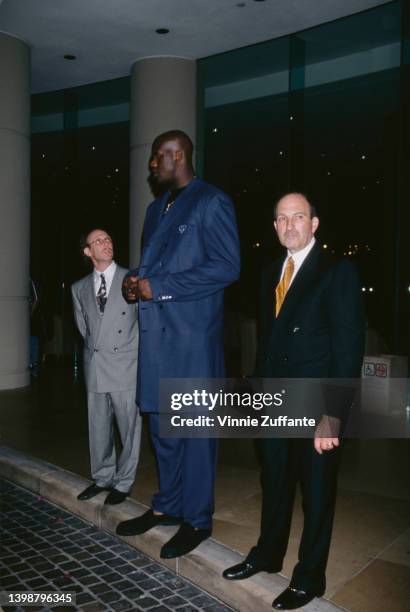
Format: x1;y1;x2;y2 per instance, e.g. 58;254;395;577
0;33;31;389
129;57;196;266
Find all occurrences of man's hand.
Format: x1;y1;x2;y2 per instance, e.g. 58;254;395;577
314;415;340;455
137;278;153;301
122;275;139;303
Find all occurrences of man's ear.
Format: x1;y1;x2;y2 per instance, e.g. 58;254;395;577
273;220;277;232
312;217;319;234
83;246;91;259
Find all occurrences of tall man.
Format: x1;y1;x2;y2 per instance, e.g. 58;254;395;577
72;229;141;505
223;193;365;610
116;130;240;558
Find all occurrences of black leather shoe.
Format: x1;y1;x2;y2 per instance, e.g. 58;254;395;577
160;522;211;558
104;489;129;505
272;587;317;610
116;509;182;536
223;560;277;580
77;484;109;501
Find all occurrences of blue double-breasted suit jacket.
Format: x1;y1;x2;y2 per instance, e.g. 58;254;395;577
128;177;240;528
130;177;240;412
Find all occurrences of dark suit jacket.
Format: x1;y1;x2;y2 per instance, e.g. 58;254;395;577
256;243;365;421
129;177;240;412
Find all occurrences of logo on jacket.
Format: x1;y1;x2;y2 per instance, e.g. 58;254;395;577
178;224;187;234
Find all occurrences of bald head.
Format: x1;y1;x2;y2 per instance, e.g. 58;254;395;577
150;130;195;190
153;130;193;161
273;192;317;220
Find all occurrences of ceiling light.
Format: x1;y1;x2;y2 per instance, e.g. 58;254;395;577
156;28;170;34
64;54;76;60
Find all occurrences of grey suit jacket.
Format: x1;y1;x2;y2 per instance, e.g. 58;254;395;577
71;265;139;393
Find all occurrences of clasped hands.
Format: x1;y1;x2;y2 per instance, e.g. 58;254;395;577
122;275;153;302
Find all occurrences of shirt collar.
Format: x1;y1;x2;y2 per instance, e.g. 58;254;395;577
93;260;116;284
287;237;316;268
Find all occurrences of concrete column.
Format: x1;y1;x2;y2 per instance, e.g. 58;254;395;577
0;33;31;389
129;57;196;266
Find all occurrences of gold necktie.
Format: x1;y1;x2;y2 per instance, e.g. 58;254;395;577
275;257;294;317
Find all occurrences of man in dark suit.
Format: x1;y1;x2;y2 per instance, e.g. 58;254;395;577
223;193;365;609
116;130;240;558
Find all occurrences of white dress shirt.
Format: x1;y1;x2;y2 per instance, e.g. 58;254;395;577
278;237;316;288
93;261;116;297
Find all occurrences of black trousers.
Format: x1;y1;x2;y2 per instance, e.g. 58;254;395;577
247;438;341;595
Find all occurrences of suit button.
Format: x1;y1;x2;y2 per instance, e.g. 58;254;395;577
118;330;122;333
159;304;163;309
122;312;126;315
162;327;166;332
283;357;288;363
94;349;98;353
114;347;118;352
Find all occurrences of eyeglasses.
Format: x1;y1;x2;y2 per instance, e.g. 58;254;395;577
88;236;112;247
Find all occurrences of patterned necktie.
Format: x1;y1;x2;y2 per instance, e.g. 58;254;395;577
96;273;107;313
275;257;294;317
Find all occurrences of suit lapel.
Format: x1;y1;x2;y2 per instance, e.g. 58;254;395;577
86;274;99;317
277;243;321;321
145;192;168;243
148;177;200;241
83;273;103;341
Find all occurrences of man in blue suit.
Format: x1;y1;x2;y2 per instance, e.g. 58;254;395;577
116;130;240;558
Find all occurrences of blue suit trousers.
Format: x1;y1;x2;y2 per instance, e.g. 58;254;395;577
149;414;218;530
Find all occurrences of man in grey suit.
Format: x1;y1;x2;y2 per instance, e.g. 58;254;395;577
72;228;141;505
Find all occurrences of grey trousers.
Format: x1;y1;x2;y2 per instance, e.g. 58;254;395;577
87;390;142;493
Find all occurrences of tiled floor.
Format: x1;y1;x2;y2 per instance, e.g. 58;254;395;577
0;479;234;612
0;366;409;611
